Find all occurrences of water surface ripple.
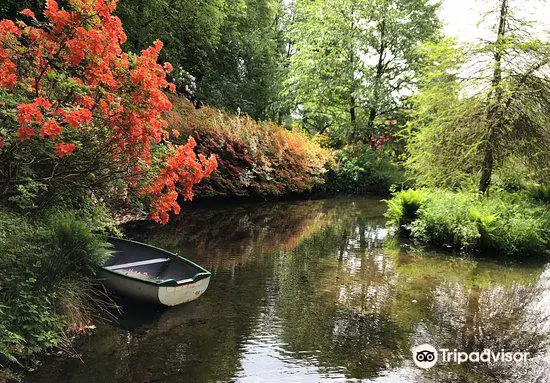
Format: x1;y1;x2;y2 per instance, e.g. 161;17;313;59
29;198;550;383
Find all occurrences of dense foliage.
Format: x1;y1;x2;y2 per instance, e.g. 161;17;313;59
0;208;111;371
0;0;216;223
385;0;550;257
116;0;286;120
406;0;550;193
0;0;547;377
0;1;218;376
322;143;407;195
167;97;331;198
386;189;550;257
283;0;440;142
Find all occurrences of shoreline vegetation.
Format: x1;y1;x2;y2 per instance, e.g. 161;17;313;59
0;0;548;381
0;209;114;382
385;188;550;258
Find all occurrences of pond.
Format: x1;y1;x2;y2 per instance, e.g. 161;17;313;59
29;197;550;383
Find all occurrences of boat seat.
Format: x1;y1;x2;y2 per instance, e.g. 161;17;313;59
104;258;171;271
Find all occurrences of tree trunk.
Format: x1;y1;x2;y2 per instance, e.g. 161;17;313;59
367;19;386;136
479;0;508;194
350;96;356;125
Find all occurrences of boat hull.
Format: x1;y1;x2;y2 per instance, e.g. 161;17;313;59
158;276;210;306
99;269;211;306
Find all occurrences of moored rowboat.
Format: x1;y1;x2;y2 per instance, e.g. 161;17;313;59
99;237;211;306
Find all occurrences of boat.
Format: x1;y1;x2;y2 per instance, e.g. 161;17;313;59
99;237;211;306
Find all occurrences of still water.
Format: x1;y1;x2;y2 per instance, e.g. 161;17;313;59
30;198;550;382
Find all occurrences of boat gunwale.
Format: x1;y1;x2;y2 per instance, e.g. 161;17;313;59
102;237;211;287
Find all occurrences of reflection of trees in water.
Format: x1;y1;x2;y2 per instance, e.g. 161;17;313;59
418;267;550;383
120;259;275;383
31;198;550;383
126;198;385;271
389;251;550;383
127;200;336;270
274;210;409;379
275;208;550;382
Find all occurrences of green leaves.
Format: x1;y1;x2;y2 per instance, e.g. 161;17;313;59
386;188;550;257
283;0;441;141
116;0;285;120
0;208;111;365
406;0;550;191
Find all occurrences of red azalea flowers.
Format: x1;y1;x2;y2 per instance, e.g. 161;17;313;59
0;0;216;223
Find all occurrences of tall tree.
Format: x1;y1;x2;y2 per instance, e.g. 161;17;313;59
282;0;365;137
199;0;286;120
116;0;225;100
116;0;285;120
406;0;550;192
282;0;440;142
362;0;440;135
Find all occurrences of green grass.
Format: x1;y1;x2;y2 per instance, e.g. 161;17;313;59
385;189;550;257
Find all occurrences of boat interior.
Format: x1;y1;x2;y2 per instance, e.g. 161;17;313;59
105;238;206;284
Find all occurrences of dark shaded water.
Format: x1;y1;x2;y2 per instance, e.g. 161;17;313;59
30;198;550;382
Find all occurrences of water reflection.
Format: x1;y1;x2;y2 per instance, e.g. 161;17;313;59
29;197;550;383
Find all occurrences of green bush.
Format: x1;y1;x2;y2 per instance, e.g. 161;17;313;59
525;183;550;204
0;209;110;367
385;189;430;228
473;196;549;256
323;144;408;194
386;189;550;257
410;191;481;250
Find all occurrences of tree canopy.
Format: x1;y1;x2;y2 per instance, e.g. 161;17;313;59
117;0;286;120
406;0;550;192
282;0;441;142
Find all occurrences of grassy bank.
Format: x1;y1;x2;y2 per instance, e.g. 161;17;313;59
0;208;112;380
385;188;550;257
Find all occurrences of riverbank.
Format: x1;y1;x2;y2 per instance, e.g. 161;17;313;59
0;208;114;382
386;188;550;258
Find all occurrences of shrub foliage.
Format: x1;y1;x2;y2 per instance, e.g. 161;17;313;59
0;209;110;366
323;143;407;194
386;189;550;257
0;0;216;223
167;97;331;198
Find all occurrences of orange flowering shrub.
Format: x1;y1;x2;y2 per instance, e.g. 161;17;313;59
167;97;331;198
0;0;216;222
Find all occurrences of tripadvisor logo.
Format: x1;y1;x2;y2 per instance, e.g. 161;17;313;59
412;344;530;369
412;344;438;369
